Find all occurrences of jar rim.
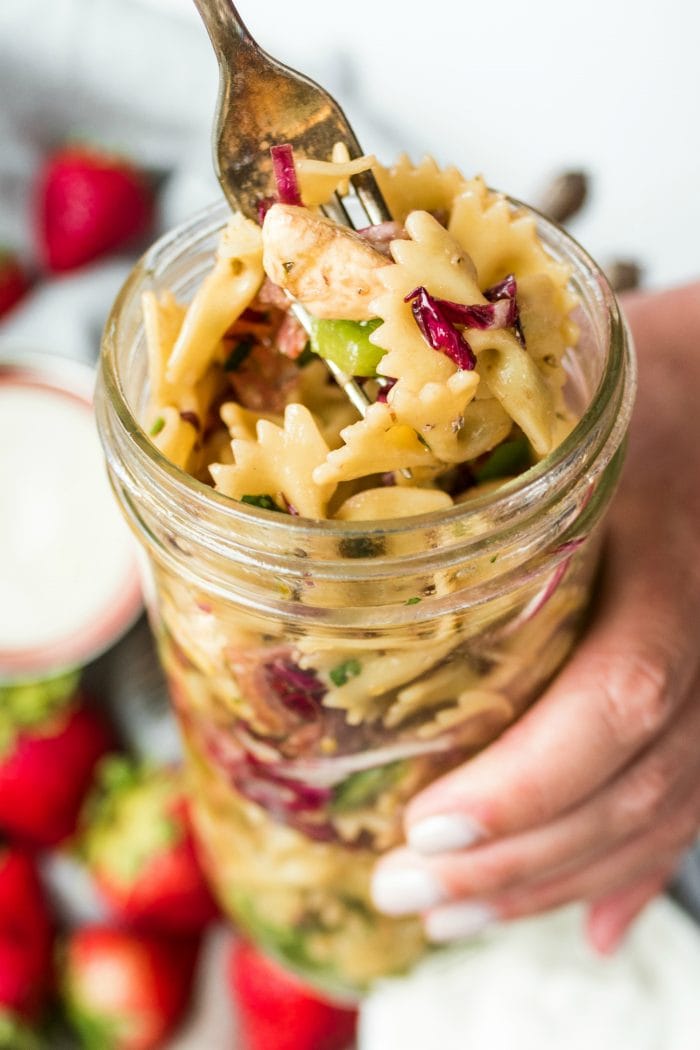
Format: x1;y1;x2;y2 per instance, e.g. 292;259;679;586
99;196;634;549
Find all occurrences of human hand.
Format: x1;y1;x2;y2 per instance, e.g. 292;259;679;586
372;282;700;954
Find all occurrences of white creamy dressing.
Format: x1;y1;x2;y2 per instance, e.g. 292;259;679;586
0;382;138;660
360;901;700;1050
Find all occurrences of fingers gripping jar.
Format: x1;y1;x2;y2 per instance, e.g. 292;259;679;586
96;200;635;997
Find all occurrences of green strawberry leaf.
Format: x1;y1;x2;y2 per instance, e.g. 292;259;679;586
81;759;184;886
0;669;81;756
0;1011;42;1050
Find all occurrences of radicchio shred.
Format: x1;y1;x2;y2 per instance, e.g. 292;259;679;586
270;144;303;207
263;657;327;720
404;286;476;370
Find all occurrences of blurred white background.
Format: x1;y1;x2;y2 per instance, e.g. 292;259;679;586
1;0;699;295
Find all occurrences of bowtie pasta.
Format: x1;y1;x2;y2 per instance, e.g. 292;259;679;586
137;152;600;995
144;153;579;520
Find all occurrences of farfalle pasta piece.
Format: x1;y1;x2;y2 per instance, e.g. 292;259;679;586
167;213;264;387
416;688;513;739
386;371;482;463
469;327;555;456
312;402;437;487
142;289;187;409
384;657;477;728
220;401;283;441
321;638;456;725
210;403;334;518
148;406;198;470
371;210;483;391
373;154;468;223
334;486;453;521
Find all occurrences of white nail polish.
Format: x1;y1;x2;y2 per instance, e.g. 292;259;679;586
371;866;445;916
408;813;485;855
424;901;496;943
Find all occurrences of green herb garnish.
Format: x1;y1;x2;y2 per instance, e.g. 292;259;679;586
149;416;165;436
329;658;362;687
224;338;254;372
296;342;315;368
405;596;421;605
240;493;283;512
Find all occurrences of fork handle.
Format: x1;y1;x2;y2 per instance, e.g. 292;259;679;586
193;0;255;60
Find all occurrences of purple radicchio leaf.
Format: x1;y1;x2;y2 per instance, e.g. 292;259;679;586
404;286;476;370
270;144;303;206
263;658;327;720
484;273;525;346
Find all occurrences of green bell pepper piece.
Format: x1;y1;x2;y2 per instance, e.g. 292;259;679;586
309;318;384;377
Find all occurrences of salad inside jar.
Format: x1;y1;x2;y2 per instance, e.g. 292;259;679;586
120;148;618;995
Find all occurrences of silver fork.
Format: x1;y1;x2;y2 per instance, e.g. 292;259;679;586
192;0;393;419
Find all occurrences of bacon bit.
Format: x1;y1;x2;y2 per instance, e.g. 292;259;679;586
257;278;289;309
356;220;408;256
227;342;299;413
179;410;201;431
276;312;308;359
240;307;271;324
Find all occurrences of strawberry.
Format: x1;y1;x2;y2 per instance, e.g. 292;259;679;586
36;145;154;272
0;846;54;1022
0;250;31;318
81;758;218;935
0;672;113;847
63;926;198;1050
228;940;357;1050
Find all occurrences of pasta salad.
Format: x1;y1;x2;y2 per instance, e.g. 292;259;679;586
143;150;579;518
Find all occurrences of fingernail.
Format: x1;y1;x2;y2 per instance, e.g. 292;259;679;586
371;866;446;916
408;813;486;855
424;901;496;943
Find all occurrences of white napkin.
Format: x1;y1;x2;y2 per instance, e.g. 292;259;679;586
360;899;700;1050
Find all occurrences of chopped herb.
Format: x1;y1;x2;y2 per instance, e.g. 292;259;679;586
296;342;315;367
240;494;284;512
282;260;295;273
490;554;498;563
149;416;165;436
338;536;385;559
405;596;421;605
224;338;254;372
329;658;362;687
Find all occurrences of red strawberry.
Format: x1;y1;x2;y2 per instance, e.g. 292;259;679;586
0;846;54;1022
0;673;113;847
81;758;218;935
63;926;198;1050
229;940;357;1050
36;145;154;272
0;250;31;318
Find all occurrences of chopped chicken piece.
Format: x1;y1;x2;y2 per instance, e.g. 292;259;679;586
262;204;390;320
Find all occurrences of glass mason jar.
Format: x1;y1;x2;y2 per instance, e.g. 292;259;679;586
96;198;635;998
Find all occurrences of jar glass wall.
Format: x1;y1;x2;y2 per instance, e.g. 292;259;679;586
96;199;635;997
